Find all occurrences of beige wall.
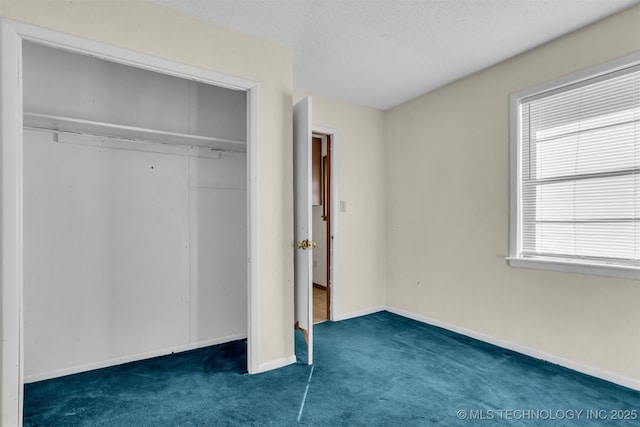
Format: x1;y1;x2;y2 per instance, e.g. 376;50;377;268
3;0;637;398
294;92;387;318
385;5;640;381
0;0;294;366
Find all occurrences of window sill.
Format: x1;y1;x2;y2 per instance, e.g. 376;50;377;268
506;257;640;281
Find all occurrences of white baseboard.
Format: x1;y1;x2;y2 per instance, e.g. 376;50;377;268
192;334;248;349
386;306;640;391
24;333;247;383
255;354;297;373
333;305;385;321
26;308;639;391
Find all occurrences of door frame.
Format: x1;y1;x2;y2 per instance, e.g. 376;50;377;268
312;126;338;321
0;19;260;425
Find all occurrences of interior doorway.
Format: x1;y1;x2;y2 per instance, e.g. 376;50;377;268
311;133;332;324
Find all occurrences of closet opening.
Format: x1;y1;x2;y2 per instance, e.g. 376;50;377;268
0;20;259;422
21;40;252;382
21;39;252;382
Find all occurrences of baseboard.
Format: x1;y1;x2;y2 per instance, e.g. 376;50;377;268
313;282;327;289
333;305;385;321
24;333;247;383
386;306;640;391
191;334;248;350
255;354;297;373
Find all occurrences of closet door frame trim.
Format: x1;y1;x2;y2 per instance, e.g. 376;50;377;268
0;19;260;426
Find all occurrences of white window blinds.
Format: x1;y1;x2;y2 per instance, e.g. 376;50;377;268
519;65;640;267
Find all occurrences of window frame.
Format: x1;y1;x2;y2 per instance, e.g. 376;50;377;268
507;52;640;280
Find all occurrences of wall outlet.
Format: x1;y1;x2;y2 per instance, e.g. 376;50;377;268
340;200;346;212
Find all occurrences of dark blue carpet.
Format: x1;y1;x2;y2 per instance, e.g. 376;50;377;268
24;311;640;426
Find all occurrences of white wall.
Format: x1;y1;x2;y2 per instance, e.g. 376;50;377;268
189;154;247;346
22;41;247;142
0;0;295;375
23;129;247;381
294;92;387;319
385;4;640;383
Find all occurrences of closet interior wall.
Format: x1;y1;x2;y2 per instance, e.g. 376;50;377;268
22;41;248;382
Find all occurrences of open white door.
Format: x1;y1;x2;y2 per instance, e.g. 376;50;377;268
293;96;313;365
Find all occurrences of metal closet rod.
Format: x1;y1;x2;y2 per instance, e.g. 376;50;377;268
22;112;247;153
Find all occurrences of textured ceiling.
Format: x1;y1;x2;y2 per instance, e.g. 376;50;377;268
152;0;640;110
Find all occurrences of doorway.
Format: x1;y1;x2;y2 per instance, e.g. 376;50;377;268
0;19;260;425
312;133;331;324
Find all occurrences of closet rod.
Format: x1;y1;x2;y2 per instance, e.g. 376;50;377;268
23;112;247;153
23;126;231;160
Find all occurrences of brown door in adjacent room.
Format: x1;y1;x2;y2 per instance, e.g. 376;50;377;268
312;134;331;323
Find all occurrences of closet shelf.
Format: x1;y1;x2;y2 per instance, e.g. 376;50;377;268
23;112;247;153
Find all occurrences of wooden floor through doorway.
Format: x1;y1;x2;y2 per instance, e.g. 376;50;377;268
313;285;327;324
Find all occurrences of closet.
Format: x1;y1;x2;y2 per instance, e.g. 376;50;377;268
22;41;249;382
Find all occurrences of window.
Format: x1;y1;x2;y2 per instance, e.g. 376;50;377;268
508;53;640;279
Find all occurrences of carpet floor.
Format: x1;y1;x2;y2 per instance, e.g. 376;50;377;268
24;311;640;426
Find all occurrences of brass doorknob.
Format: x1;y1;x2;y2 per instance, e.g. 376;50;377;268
296;239;316;250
